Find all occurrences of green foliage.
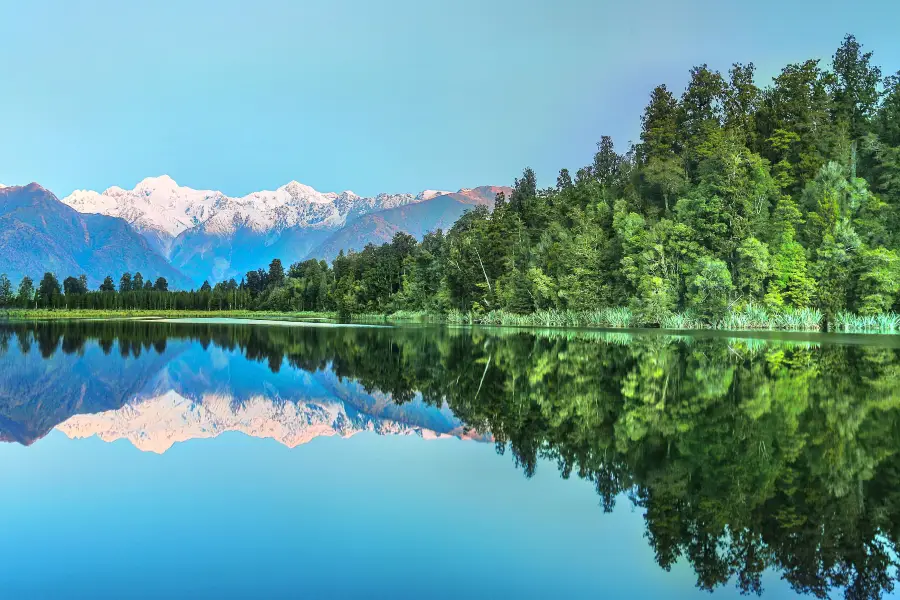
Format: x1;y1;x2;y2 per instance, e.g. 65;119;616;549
37;272;62;308
686;256;733;322
855;247;900;314
766;239;814;310
17;276;34;308
0;274;12;307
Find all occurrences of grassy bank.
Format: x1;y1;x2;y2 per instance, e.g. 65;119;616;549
356;306;900;334
0;309;336;321
4;307;899;334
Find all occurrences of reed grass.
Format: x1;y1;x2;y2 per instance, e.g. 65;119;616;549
830;311;900;333
13;306;896;335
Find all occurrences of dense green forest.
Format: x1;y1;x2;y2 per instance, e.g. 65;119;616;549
3;34;899;331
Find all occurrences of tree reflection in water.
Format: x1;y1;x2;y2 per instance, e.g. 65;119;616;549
1;320;899;599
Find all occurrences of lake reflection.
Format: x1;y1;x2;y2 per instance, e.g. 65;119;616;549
1;320;900;599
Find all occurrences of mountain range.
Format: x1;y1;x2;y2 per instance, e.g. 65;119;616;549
0;183;191;289
55;176;509;287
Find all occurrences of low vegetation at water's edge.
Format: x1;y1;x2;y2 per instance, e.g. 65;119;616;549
356;306;900;333
7;306;899;334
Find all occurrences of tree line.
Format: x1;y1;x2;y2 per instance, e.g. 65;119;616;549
3;34;900;325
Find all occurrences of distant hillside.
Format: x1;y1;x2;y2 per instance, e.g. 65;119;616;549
0;183;191;289
307;186;509;261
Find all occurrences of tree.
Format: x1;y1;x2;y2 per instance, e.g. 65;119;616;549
133;272;144;290
831;34;882;141
640;84;679;161
687;257;734;323
0;274;12;307
876;72;900;146
268;259;285;287
814;222;861;317
723;62;760;145
855;247;900;314
17;276;34;308
63;276;87;295
593;136;620;186
735;237;770;300
99;276;116;292
765;196;815;309
37;272;62;307
154;277;168;292
758;59;840;192
678;64;726;171
143;281;153;291
802;162;852;248
556;169;573;192
119;272;132;293
643;156;686;214
766;239;815;310
200;280;212;292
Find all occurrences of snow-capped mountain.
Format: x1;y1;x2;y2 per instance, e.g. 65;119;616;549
63;175;226;238
58;175;505;286
56;390;483;454
62;175;451;256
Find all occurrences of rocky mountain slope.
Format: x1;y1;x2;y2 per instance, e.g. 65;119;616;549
307;186;507;261
0;183;191;289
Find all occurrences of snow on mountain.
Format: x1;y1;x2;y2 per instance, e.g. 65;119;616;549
56;389;485;453
63;175;227;239
62;175;442;246
416;189;452;201
58;176;506;285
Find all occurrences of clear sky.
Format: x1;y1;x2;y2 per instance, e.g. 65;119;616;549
1;0;898;198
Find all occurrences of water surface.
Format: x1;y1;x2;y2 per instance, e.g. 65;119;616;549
1;320;899;599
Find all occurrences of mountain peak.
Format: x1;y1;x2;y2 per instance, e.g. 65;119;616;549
416;189;452;201
278;180;320;197
22;182;57;198
137;174;179;189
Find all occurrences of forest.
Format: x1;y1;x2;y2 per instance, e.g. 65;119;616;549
2;34;899;332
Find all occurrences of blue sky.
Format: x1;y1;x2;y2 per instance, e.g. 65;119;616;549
1;0;898;197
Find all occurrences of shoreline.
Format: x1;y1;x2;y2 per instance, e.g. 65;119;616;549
2;308;899;335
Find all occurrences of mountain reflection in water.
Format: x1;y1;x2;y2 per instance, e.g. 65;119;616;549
1;319;900;599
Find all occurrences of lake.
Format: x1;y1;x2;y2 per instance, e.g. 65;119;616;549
1;319;899;599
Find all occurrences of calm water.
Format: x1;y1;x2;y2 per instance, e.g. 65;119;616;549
1;320;900;599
